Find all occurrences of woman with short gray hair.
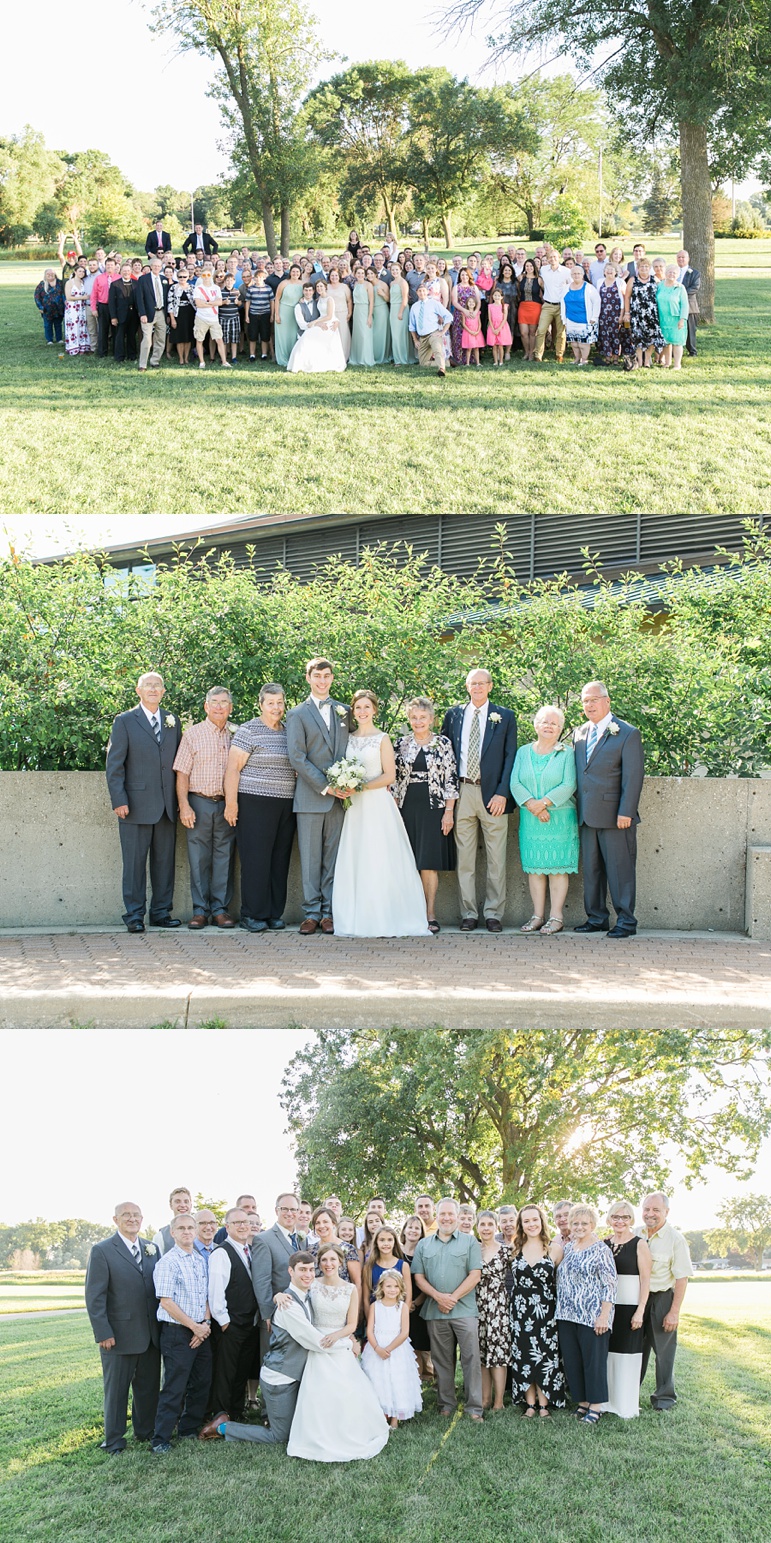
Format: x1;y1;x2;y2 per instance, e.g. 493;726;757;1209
510;705;578;934
393;697;458;934
556;1203;617;1423
223;684;296;931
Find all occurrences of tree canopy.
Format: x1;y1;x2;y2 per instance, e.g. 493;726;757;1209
705;1193;771;1268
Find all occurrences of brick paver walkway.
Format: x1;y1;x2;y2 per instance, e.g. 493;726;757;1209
1;928;768;1029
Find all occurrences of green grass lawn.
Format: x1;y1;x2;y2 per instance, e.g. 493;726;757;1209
2;239;770;518
1;1295;769;1543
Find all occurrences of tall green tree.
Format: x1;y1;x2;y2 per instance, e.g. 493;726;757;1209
482;74;606;240
705;1194;771;1269
304;61;416;234
445;0;771;321
0;127;64;245
282;1028;771;1211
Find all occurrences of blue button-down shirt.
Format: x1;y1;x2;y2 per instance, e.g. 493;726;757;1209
194;1237;215;1267
409;296;452;337
154;1244;209;1323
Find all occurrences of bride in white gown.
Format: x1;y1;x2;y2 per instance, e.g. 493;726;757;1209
332;691;432;937
285;1246;389;1463
286;280;347;374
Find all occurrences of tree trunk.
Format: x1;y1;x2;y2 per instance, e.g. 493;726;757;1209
280;205;290;258
679;119;714;323
383;193;397;236
442;212;453;248
421;216;431;248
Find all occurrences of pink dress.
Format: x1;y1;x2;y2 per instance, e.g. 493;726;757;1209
486;302;512;346
461;312;485;351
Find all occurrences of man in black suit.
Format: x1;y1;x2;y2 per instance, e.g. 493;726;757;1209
572;679;645;939
441;670;518;932
84;1201;161;1454
676;249;700;356
183;223;219;257
108;262;137;362
145;218;172;258
106;671;182;932
134;258;169;371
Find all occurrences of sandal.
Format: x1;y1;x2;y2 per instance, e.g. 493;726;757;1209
538;1405;551;1417
520;915;545;933
428;919;441;934
523;1402;537;1417
540;918;564;935
580;1409;602;1424
575;1403;589;1418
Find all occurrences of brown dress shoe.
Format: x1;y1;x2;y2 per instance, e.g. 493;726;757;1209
486;918;503;933
187;914;208;930
460;917;478;931
198;1413;229;1440
299;918;319;935
320;917;335;934
212;912;236;928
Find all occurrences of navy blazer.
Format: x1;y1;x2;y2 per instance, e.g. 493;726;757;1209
85;1232;161;1355
182;229;219;256
572;716;644;828
106;704;181;824
134;272;170;321
440;701;518;813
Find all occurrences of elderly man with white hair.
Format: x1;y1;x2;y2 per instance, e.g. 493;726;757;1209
441;670;518;931
411;1197;484;1420
572;680;644;940
639;1193;693;1410
510;703;578;935
676;249;701;355
106;672;183;932
173;687;238;930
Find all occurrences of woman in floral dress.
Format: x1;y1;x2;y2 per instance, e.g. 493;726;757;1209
509;1202;567;1415
450;268;479;366
64;264;91;355
624;257;665;370
476;1211;512;1412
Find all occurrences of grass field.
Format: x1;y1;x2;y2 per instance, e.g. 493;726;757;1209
1;1288;769;1543
2;238;770;518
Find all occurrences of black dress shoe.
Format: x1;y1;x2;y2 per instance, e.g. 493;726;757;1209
125;921;145;934
150;917;182;928
460;918;478;931
241;918;268;932
267;918;286;929
606;926;637;939
486;918;503;933
573;922;609;933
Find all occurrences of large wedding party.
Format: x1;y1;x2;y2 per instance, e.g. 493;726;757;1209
85;1186;693;1460
106;658;644;940
35;228;701;375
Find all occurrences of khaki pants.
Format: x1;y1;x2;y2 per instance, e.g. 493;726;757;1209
86;308;99;353
427;1317;483;1417
416;330;446;369
455;780;509;920
534;301;565;361
139;311;167;369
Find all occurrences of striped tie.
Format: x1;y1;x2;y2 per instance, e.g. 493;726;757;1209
152;714;161;743
467;709;481;781
586;722;598;760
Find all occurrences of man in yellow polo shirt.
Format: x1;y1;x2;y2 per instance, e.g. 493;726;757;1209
640;1193;693;1410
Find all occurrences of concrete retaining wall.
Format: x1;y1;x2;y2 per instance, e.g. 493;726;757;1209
2;773;770;936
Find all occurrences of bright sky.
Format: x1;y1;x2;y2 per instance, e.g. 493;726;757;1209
2;1031;767;1232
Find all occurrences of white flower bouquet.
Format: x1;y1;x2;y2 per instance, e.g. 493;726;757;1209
326;755;368;810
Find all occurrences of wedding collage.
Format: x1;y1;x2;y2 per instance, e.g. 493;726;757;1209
2;0;771;1533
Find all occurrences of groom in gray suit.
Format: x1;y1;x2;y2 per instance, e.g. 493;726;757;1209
219;1252;331;1444
106;671;182;931
285;656;349;934
572;680;645;939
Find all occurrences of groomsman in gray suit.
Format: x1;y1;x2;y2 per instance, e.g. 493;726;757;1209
251;1193;302;1332
285;656;349;934
84;1201;161;1454
219;1252;331;1445
572;680;645;939
106;671;182;932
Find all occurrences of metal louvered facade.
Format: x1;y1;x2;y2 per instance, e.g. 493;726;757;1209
108;513;762;586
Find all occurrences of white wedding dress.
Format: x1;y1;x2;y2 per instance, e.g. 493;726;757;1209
286;298;347;374
287;1282;389;1462
332;733;432;937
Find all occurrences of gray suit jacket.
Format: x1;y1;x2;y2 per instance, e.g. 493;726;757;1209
251;1222;297;1320
285;698;349;814
572;716;644;828
106;704;181;824
85;1233;161;1354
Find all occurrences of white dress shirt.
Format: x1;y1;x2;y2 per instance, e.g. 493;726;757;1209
584;711;613;758
207;1238;253;1326
260;1288;322;1385
540;265;571;304
459;700;489;778
309;693;331;730
140;704;161;733
118;1231;143;1258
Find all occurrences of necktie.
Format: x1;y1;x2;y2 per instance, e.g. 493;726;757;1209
290;1232;300;1251
586;722;598;760
244;1244;251;1266
467;708;481;781
131;1243;141;1269
152;714;161;743
419;301;425;335
153;276;162;308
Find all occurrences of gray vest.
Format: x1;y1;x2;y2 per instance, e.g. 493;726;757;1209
300;300;318;324
262;1287;314;1381
159;1223;173;1255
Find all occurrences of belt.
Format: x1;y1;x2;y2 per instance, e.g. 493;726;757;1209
460;777;481;785
189;792;225;801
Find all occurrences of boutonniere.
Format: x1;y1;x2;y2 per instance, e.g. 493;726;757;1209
608;723;620;736
335;705;347;718
489;712;501;724
164;714;175;728
143;1244;157;1257
227;723;237;734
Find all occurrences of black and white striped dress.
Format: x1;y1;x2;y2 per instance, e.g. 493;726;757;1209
604;1235;643;1418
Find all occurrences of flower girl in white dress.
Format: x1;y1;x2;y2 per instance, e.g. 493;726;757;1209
331;690;431;937
362;1270;423;1428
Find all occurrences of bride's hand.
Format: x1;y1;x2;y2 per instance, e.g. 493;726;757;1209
273;1292;292;1311
320;1333;336;1347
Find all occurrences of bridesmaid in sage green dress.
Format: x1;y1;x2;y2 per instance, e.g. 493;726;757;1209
349;269;375;367
389;262;411;366
369;272;392;364
510;704;578;936
274;264;303;368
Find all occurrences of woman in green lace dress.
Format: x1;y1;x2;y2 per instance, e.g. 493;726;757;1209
274;264;304;368
510;705;578;935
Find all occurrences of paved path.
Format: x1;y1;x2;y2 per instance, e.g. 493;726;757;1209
1;928;769;1028
0;1308;87;1322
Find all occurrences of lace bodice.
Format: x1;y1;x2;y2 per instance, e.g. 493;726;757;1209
347;732;386;778
309;1281;355;1331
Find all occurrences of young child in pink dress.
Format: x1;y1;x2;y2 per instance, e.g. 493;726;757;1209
486;287;512;366
458;294;484;366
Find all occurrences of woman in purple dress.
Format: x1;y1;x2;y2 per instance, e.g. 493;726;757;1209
450;268;479;366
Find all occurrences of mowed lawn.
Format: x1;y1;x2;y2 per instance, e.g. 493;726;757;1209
1;1290;769;1543
1;239;770;517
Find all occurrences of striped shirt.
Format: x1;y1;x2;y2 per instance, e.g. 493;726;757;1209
245;283;272;315
219;288;242;320
232;719;296;798
154;1244;209;1323
173;718;233;796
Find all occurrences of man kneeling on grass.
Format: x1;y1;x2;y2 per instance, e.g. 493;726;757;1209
194;266;232;370
408;283;452;377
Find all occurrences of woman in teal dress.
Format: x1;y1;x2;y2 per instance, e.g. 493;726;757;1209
656;265;689;370
368;272;392;364
274;264;303;368
389;261;411;366
349;267;375;367
510;705;578;936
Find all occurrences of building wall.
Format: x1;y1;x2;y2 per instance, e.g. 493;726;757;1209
3;773;770;936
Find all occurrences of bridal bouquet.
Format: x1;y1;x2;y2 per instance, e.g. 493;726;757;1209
326;756;368;810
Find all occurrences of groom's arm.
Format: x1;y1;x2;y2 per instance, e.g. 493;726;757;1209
274;1301;332;1354
285;711;331;797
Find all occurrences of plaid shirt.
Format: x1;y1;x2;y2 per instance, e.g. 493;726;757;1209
173;717;233;796
154;1244;209;1324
